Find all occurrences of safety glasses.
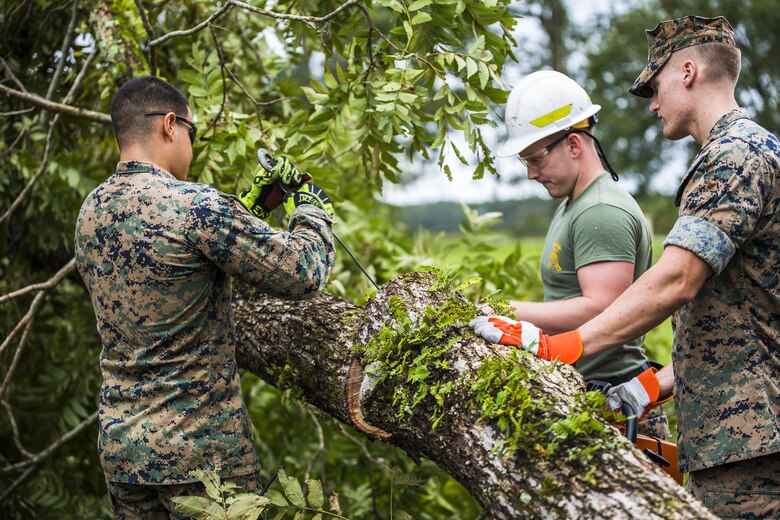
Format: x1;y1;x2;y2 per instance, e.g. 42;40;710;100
518;133;568;169
144;112;197;144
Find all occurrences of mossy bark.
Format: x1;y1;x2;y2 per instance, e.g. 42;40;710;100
233;272;714;520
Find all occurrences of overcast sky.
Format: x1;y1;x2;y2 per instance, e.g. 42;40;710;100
379;0;686;206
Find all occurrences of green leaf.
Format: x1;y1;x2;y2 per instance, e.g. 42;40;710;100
408;0;431;10
411;12;432;24
171;496;223;520
265;489;289;508
388;0;404;12
478;61;490;89
465;57;478;79
225;494;270;520
468;34;486;57
305;479;324;509
278;470;306;508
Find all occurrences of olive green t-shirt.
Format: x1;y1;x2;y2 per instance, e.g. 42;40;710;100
541;173;653;380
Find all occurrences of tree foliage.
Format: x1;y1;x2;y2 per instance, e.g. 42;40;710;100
0;0;521;516
2;0;776;516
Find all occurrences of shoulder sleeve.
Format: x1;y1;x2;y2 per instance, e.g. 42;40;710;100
664;138;769;274
571;204;642;270
183;187;335;299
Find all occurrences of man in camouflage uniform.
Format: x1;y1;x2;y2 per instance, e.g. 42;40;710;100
74;76;335;518
584;15;779;517
470;15;779;517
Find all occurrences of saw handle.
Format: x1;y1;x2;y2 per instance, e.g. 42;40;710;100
621;402;638;444
257;148;277;171
256;148;312;194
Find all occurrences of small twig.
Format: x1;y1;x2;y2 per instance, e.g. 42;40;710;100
0;56;28;92
149;2;232;47
0;107;34;117
202;23;228;138
134;0;158;75
41;0;79;127
0;126;28;158
0;464;37;504
337;423;387;469
0;50;95;226
229;0;361;25
2;411;98;473
333;142;360;160
1;400;33;459
0;118;56;226
305;405;325;482
0;292;43;401
0;258;76;306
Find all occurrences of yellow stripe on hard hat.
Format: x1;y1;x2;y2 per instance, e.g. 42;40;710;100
529;104;572;127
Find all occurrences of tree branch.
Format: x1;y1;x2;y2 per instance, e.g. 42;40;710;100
148;2;233;47
134;0;158;75
40;0;80;127
228;0;362;25
0;56;28;92
0;116;57;227
0;83;111;124
233;272;715;519
1;400;33;459
202;23;228;139
0;291;44;401
0;258;77;306
1;411;98;473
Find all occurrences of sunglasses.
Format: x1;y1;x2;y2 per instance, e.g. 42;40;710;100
518;133;568;169
144;112;197;144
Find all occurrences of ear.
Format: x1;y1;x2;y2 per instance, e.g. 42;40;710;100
565;132;584;158
681;59;697;89
161;112;177;142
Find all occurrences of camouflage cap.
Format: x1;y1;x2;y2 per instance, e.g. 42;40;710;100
629;15;736;98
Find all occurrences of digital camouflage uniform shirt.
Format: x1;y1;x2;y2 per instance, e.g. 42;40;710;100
664;109;780;473
74;161;335;484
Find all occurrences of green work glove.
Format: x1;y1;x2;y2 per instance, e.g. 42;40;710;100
238;168;284;219
283;182;335;218
272;156;310;189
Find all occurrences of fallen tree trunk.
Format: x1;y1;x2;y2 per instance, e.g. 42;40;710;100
234;271;713;519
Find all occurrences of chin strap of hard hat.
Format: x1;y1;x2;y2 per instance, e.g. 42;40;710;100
568;116;619;181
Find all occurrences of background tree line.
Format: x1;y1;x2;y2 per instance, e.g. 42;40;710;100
1;0;778;517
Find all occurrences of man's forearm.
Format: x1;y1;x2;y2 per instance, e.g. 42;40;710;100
511;297;606;335
578;246;712;357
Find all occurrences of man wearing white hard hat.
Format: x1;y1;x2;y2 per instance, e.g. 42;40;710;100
471;70;669;437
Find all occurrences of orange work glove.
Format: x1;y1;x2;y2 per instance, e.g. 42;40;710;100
469;315;582;365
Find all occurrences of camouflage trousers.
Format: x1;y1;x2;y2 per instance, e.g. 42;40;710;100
106;471;261;520
687;451;780;519
638;405;671;440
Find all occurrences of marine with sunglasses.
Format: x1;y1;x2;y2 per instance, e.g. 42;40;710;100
471;70;669;438
74;76;335;518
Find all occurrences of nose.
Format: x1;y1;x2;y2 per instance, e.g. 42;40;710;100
649;92;659;114
526;165;540;180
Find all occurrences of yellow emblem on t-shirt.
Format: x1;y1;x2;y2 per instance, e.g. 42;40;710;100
548;242;562;271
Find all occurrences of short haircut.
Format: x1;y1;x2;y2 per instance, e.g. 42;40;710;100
676;43;741;87
110;76;189;149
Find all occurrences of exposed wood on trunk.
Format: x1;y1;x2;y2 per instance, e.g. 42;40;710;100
233;272;714;519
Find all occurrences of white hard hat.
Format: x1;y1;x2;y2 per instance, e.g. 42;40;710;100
498;70;601;158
